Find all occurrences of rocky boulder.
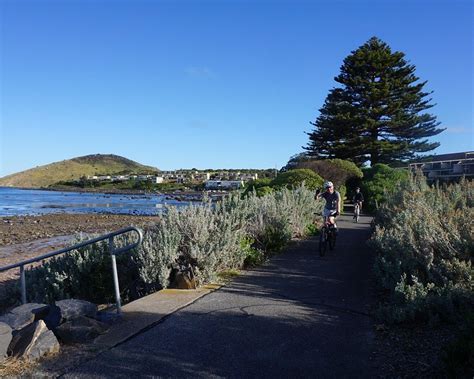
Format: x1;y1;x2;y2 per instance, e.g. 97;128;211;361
40;305;62;330
0;303;47;330
173;271;197;289
55;299;97;322
8;320;59;360
0;322;12;363
55;316;109;344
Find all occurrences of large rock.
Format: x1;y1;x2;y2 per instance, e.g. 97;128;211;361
55;316;109;344
55;299;97;321
173;271;197;289
8;320;60;361
40;305;62;330
0;322;12;363
0;303;48;330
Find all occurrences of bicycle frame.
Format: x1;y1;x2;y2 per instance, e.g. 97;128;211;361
319;215;337;256
353;202;360;222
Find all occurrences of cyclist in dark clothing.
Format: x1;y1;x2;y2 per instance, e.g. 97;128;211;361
352;187;364;211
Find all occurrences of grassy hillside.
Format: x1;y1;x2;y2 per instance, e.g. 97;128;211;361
0;154;159;188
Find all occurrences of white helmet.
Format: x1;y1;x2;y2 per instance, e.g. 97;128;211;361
324;181;334;189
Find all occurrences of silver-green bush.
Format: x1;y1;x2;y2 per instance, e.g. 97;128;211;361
23;186;322;305
370;176;474;323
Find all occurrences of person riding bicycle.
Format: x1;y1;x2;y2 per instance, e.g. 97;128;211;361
352;187;364;213
315;181;341;233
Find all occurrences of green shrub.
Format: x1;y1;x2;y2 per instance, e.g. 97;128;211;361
361;163;410;211
271;169;323;190
285;157;363;188
256;186;273;197
337;184;346;202
240;237;265;267
243;178;273;197
304;222;319;236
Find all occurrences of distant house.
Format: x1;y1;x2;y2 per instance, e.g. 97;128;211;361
97;175;112;181
239;173;258;181
205;180;244;190
112;175;129;182
409;151;474;182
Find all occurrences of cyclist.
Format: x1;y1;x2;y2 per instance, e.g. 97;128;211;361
315;181;341;233
352;187;364;217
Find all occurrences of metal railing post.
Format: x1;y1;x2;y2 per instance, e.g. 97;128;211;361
20;265;26;304
109;236;122;315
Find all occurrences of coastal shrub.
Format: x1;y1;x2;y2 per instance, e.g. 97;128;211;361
170;197;247;284
361;164;410;211
370;176;474;324
256;186;273;197
337;184;346;202
271;169;323;190
136;218;181;291
23;185;322;305
243;178;273;196
26;233;140;304
284;157;363;188
240;237;265;267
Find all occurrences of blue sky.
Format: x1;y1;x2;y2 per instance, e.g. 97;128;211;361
1;0;472;176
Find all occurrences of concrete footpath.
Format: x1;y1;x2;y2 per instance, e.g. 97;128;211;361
62;213;375;378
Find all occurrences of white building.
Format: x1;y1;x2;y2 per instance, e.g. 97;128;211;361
205;180;244;190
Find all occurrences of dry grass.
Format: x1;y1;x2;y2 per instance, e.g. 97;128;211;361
0;357;39;377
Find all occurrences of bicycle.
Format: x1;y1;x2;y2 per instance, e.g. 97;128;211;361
319;215;337;256
353;201;361;223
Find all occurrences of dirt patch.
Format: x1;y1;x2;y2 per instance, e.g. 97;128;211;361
370;322;459;378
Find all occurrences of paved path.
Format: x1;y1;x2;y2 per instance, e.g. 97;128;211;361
64;214;375;378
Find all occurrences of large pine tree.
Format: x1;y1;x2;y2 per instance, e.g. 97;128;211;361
305;37;444;166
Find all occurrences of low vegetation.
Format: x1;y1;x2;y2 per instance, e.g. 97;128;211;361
370;176;473;323
56;178;191;192
370;176;474;374
20;186;322;305
361;164;410;211
244;169;324;198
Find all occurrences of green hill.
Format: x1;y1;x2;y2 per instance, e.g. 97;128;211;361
0;154;159;188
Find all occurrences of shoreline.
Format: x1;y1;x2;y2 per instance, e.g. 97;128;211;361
1;185;191;196
0;185;228;198
0;213;160;247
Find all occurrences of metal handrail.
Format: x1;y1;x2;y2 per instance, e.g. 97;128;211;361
0;226;143;315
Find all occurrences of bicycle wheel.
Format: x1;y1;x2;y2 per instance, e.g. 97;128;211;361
319;227;328;256
354;204;360;223
329;229;336;250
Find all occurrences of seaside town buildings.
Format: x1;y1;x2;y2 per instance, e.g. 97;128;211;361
86;170;260;189
408;151;474;182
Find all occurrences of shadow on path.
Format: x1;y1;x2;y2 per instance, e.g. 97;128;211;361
63;214;375;378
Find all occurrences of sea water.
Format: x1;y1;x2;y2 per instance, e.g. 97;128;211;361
0;187;188;216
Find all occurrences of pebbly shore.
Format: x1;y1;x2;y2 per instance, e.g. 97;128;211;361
0;213;160;247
